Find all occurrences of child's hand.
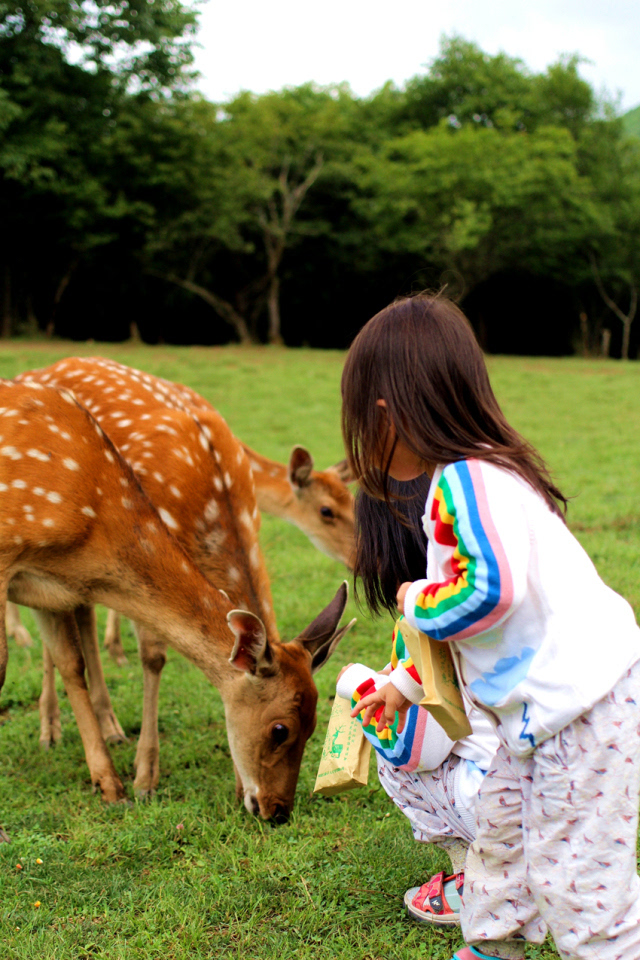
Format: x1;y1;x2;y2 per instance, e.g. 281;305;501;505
396;582;412;613
351;682;412;733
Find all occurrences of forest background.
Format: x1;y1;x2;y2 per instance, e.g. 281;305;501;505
2;0;640;357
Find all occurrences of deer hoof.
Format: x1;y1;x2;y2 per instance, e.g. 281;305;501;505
94;777;127;805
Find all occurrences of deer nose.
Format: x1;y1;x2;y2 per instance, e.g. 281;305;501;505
270;803;290;825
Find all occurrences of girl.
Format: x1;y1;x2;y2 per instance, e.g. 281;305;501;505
342;293;640;960
337;478;499;926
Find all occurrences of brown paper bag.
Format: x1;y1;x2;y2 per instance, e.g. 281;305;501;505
313;695;371;796
397;618;472;742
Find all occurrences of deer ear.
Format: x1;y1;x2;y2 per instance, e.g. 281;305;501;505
288;446;314;489
227;610;274;677
295;581;356;674
328;458;354;484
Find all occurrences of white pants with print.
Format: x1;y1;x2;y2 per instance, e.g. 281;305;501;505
462;660;640;960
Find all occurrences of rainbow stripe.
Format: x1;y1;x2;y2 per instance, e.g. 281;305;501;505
412;461;514;641
351;679;428;770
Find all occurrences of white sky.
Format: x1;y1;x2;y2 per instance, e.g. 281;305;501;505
192;0;640;113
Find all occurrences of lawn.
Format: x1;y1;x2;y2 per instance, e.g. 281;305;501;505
2;343;640;960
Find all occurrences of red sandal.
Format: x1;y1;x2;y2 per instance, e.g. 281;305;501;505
404;869;464;925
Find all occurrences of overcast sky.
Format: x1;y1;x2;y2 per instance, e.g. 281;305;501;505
192;0;640;113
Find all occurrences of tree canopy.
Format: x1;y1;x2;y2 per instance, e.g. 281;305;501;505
2;25;640;355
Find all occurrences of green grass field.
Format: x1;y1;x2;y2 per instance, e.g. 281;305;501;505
2;344;640;960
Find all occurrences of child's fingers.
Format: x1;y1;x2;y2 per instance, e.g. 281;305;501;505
350;692;377;719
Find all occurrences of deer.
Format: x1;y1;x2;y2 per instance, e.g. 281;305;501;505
102;439;354;665
0;374;354;834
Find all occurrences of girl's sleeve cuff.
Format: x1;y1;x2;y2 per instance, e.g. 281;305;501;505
388;662;425;704
403;578;430;630
336;663;380;701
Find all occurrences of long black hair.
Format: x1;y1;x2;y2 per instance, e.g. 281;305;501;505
354;475;432;618
342;293;566;516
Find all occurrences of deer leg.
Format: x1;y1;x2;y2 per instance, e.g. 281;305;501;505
32;609;126;803
104;609;127;665
74;605;126;743
0;593;6;691
39;644;62;748
6;601;32;648
133;624;167;798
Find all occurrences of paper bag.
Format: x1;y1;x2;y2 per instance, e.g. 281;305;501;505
397;618;472;742
313;695;372;796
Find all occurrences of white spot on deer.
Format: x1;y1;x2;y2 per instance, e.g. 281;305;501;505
262;599;271;616
118;394;131;402
140;413;151;420
47;423;60;435
214;450;222;464
23;504;33;513
204;498;219;522
205;529;226;552
120;444;130;452
250;544;261;569
61;431;71;440
169;485;181;499
269;468;279;477
12;535;23;544
18;419;29;426
1;409;18;418
158;508;179;531
120;477;128;487
252;505;260;522
82;375;95;384
27;449;49;462
11;479;26;489
2;446;22;459
228;565;240;583
96;487;103;496
199;432;209;452
63;458;79;471
43;518;55;527
33;487;44;496
46;491;62;504
181;561;189;573
94;423;103;438
239;509;253;530
25;514;34;522
0;482;7;492
132;398;144;406
213;476;223;492
60;390;75;404
153;472;164;483
104;450;114;463
118;419;133;428
146;522;158;535
224;472;232;488
142;451;153;459
121;497;133;509
81;506;97;518
202;425;212;440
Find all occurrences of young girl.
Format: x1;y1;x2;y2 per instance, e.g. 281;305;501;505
337;478;499;926
342;293;640;960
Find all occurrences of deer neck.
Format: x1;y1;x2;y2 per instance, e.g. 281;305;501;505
241;444;295;518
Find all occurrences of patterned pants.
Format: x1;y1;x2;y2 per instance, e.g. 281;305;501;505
376;753;474;873
462;661;640;960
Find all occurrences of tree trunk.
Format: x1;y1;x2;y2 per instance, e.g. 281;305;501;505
46;260;78;338
149;271;255;345
2;265;12;339
590;254;638;361
267;276;283;345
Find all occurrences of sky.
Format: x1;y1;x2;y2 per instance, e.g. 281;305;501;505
192;0;640;114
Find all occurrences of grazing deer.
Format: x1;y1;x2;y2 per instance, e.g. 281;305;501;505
102;441;354;665
6;600;32;648
0;375;353;826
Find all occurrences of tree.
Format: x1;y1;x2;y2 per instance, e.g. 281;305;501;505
0;0;198;335
142;84;356;344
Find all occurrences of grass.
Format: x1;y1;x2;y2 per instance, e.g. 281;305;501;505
2;343;640;959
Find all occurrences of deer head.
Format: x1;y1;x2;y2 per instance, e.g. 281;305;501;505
223;581;354;821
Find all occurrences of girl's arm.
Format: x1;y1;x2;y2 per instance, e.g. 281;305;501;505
402;460;529;643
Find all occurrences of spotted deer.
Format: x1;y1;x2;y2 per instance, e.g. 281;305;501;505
103;439;354;665
1;374;353;827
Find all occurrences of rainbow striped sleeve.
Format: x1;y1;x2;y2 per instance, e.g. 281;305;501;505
406;460;515;641
351;677;428;770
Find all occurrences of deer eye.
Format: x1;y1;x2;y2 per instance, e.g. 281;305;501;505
319;506;335;521
272;723;289;746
